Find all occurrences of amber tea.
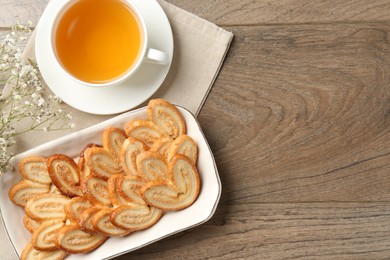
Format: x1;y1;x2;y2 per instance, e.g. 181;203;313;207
54;0;143;84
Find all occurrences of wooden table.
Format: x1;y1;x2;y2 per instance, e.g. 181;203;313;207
2;0;390;259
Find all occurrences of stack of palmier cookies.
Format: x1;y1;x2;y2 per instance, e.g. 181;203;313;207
8;99;201;259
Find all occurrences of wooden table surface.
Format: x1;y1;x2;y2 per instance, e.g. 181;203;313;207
2;0;390;259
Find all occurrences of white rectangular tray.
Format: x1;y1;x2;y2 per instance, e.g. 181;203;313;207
0;105;221;259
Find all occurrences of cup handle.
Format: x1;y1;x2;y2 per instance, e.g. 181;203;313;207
144;48;169;65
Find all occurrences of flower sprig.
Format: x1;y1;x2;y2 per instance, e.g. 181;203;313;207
0;21;74;173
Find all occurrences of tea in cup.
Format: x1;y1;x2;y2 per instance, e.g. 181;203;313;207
51;0;169;87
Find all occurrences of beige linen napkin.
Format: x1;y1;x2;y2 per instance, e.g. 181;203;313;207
1;0;233;259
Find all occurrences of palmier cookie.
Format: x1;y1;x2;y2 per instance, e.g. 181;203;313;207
92;208;131;236
55;225;107;254
110;205;162;231
107;174;130;206
150;136;174;159
23;215;41;233
64;196;92;223
47;154;82;197
141;154;200;211
124;120;165;148
120;137;148;177
84;146;124;180
117;175;147;206
78;143;101;182
81;176;111;206
21;243;67;260
25;193;70;221
31;220;65;251
102;127;127;159
168;154;200;195
78;206;102;233
147;98;186;139
136;151;169;181
18;156;51;185
49;184;62;195
167;134;198;164
9;179;50;207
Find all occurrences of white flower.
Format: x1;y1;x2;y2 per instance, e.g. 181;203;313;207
37;97;45;106
53;96;62;103
0;21;74;173
2;114;8;124
5;35;15;46
2;53;9;61
14;53;22;62
19;64;33;77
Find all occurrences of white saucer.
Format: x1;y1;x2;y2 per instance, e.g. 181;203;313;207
35;0;173;115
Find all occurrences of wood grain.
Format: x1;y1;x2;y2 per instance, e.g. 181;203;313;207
0;0;48;27
167;0;390;25
117;203;390;259
198;23;390;203
3;0;390;27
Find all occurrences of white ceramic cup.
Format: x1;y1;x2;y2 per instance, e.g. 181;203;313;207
50;0;169;87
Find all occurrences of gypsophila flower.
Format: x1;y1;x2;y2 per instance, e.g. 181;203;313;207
19;64;33;77
0;21;75;174
37;97;45;106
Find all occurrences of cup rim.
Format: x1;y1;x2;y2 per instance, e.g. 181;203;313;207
49;0;148;88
